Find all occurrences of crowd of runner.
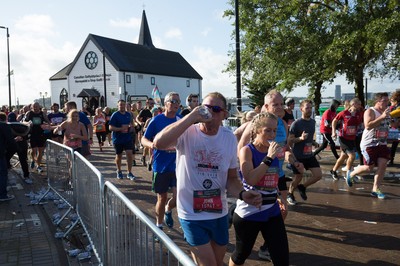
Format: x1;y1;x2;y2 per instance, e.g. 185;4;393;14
1;88;399;265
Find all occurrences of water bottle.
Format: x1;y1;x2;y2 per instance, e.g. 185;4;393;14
198;106;212;119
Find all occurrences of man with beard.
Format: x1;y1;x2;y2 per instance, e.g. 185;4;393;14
287;99;322;205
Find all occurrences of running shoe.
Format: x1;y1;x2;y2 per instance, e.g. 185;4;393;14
371;189;386;199
164;211;174;228
297;184;307;201
37;166;43;173
30;161;35;169
258;246;272;261
287;193;297;205
127;172;136;181
154;225;163;243
116;171;123;179
346;170;353;187
330;170;339;180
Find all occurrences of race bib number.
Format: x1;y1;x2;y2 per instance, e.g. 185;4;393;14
67;140;80;148
193;189;222;213
346;125;356;136
255;172;279;191
303;143;313;156
32;117;42;125
96;125;104;131
376;127;388;142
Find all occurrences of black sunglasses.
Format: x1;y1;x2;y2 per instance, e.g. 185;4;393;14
168;99;181;104
204;104;225;113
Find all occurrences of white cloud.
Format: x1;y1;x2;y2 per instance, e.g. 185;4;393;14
14;14;57;37
0;15;79;106
109;17;141;28
191;46;236;98
201;27;211;37
165;28;182;40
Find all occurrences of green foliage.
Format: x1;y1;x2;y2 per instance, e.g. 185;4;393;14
225;0;400;107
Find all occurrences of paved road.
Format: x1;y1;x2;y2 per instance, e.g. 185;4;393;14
88;144;400;265
1;143;399;265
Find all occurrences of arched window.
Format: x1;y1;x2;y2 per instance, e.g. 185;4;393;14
59;88;68;107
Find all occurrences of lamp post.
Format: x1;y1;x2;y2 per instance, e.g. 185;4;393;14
40;91;47;108
0;26;11;108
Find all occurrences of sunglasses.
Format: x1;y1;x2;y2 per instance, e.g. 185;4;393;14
204;104;225;113
167;99;181;104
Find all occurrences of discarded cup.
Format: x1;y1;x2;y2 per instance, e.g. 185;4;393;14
68;249;82;257
77;251;91;261
55;231;65;238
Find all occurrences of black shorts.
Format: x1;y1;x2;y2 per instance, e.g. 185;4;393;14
114;141;134;154
152;172;177;194
339;137;357;153
30;135;46;148
292;156;320;174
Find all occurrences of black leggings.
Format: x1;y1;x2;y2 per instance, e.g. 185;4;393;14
231;212;289;265
96;132;106;145
313;133;339;159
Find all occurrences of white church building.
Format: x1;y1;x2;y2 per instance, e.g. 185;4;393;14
49;10;202;110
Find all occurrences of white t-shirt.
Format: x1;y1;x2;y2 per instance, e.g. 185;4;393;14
175;124;238;221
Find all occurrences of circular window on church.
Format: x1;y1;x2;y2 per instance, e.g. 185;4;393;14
84;51;98;70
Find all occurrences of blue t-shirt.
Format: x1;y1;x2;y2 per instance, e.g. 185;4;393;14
275;118;287;177
79;112;91;145
144;114;179;173
109;111;132;144
48;112;66;125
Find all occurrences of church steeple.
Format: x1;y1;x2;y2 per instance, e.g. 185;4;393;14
138;10;155;48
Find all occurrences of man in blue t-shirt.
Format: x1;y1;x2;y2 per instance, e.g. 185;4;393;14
141;92;180;231
109;100;136;180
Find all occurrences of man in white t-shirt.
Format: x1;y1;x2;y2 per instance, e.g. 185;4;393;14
154;92;261;266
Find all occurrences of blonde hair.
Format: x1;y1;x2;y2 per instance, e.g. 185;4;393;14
67;109;79;122
250;112;278;142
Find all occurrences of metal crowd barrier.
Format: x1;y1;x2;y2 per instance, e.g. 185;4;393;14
104;182;195;266
38;140;76;229
42;140;195;266
74;151;105;263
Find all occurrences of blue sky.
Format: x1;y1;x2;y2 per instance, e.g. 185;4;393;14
0;0;398;107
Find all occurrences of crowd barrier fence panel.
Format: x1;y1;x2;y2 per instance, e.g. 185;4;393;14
40;140;76;227
104;181;196;266
74;151;105;264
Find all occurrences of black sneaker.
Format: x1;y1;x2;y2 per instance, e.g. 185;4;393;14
298;184;307;201
287;193;297;205
330;170;339;180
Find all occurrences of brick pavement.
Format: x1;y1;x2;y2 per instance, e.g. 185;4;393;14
1;143;399;265
0;168;68;265
89;145;400;265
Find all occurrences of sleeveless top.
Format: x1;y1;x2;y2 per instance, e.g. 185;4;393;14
235;143;281;221
360;107;390;148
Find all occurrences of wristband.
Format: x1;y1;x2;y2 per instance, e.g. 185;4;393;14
261;156;273;166
239;190;245;200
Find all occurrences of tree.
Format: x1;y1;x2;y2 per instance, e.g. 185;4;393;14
224;0;400;108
